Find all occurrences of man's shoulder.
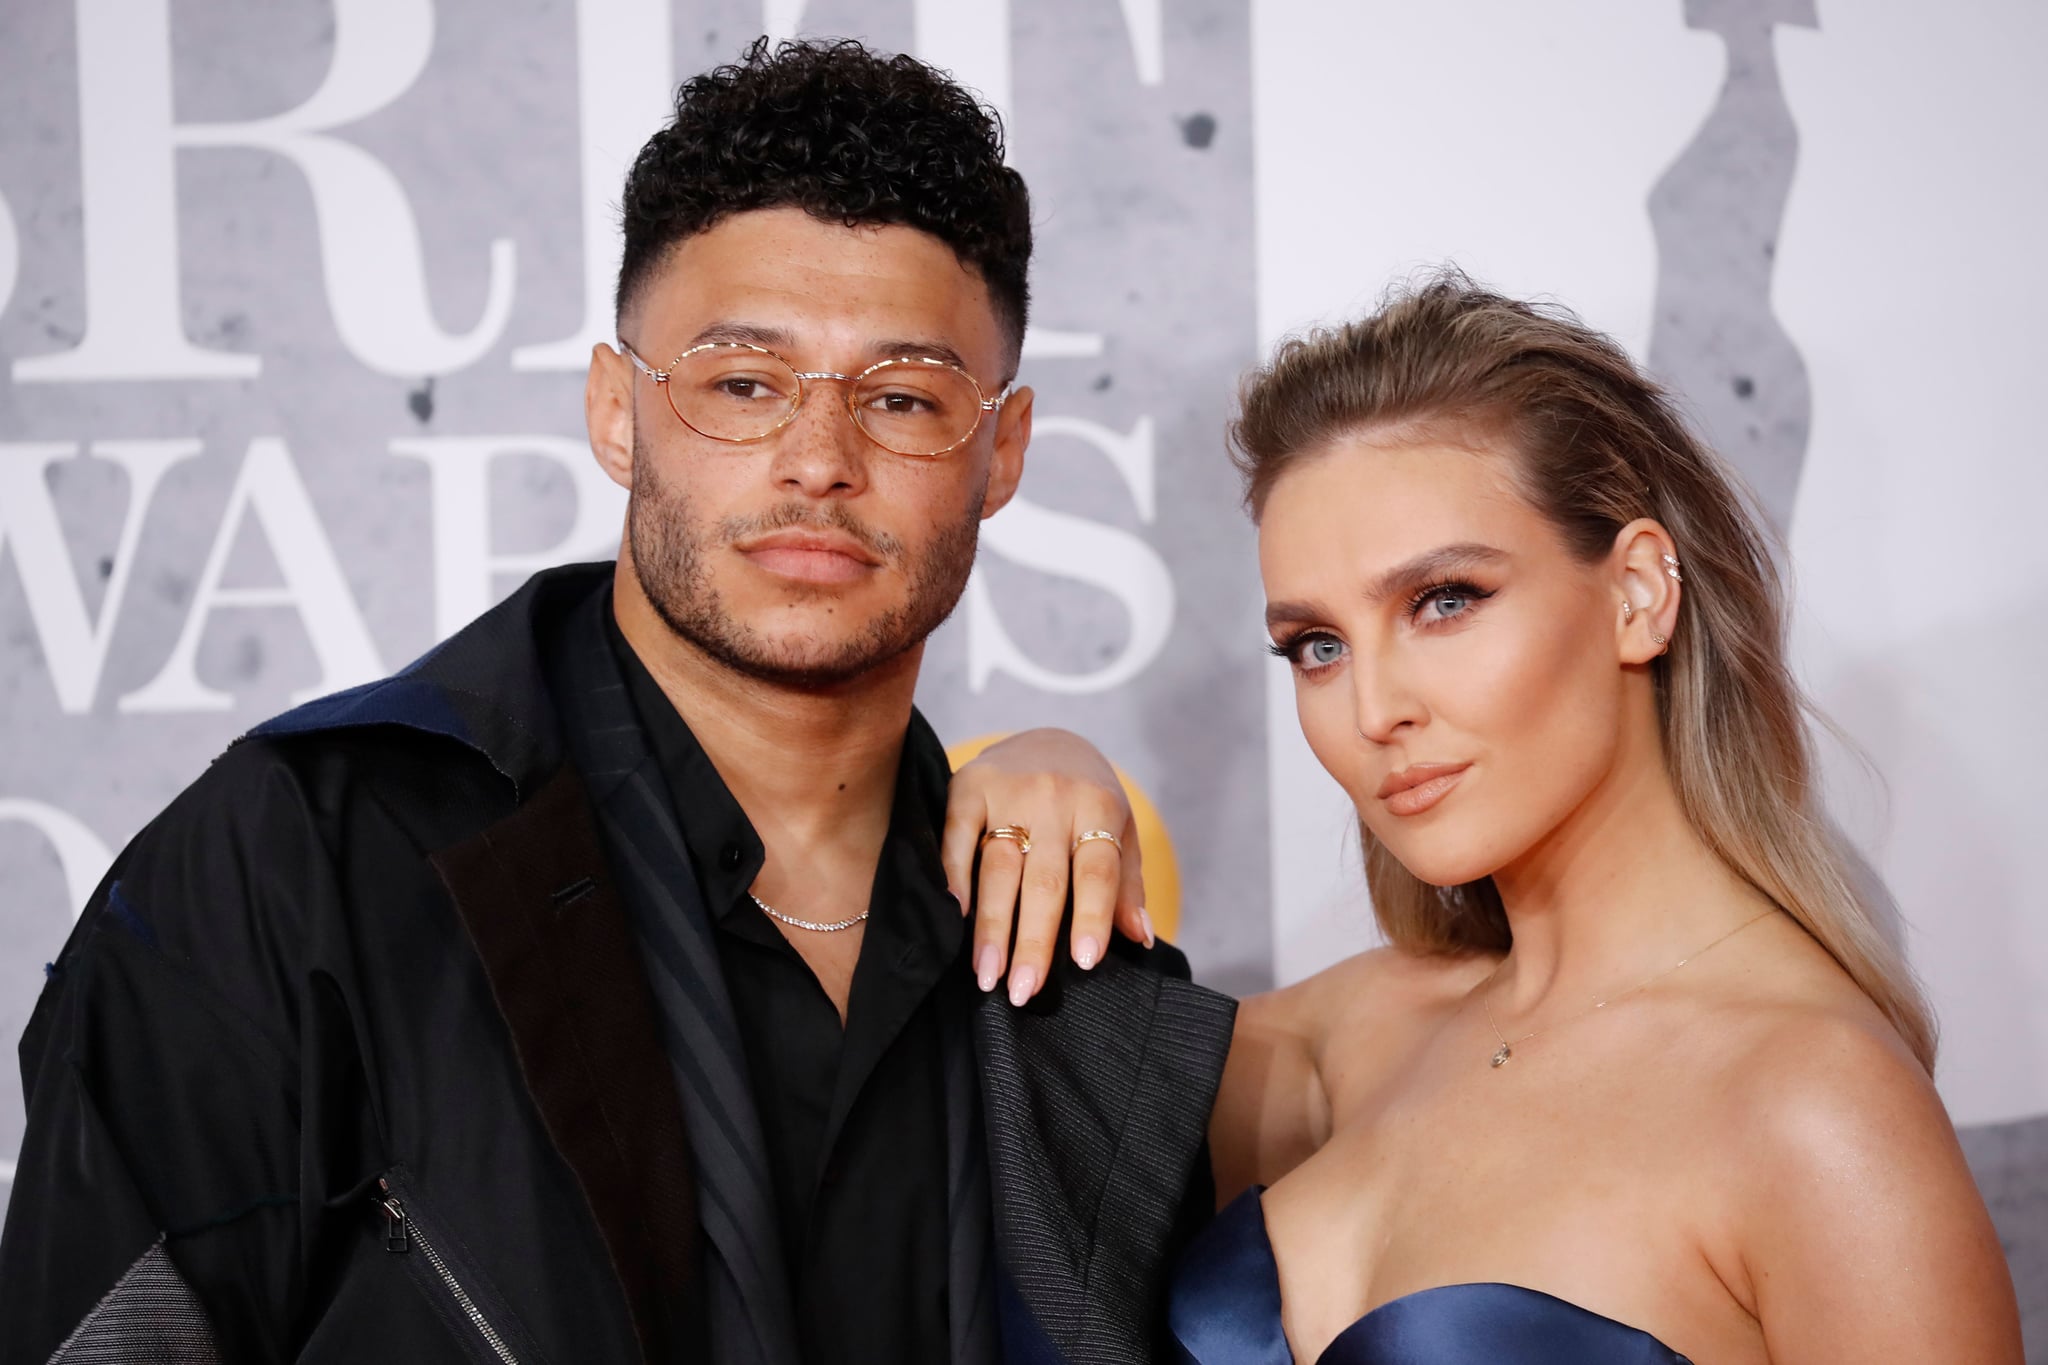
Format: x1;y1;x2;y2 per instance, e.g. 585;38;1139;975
1107;930;1193;982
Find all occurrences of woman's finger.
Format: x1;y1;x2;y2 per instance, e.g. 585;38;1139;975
1004;833;1069;1005
972;831;1028;993
938;784;988;915
1066;799;1129;970
1115;812;1153;948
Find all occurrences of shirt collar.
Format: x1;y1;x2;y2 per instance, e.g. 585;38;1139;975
601;603;959;950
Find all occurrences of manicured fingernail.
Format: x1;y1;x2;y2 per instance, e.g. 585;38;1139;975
950;886;967;915
1007;965;1037;1007
977;944;1001;992
1075;935;1101;970
1138;907;1156;948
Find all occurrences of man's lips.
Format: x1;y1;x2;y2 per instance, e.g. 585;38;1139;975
736;529;882;585
1376;762;1471;816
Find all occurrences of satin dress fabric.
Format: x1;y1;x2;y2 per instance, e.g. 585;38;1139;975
1168;1190;1693;1365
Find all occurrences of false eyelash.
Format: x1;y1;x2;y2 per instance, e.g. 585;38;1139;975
1403;580;1493;619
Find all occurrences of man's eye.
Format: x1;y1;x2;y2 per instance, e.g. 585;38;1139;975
868;389;938;414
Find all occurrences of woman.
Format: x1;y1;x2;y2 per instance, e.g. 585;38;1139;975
959;275;2022;1362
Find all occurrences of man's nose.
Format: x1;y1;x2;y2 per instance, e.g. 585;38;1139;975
766;377;871;497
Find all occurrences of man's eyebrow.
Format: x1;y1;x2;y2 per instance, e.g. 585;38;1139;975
687;321;799;350
868;338;971;371
1362;543;1508;603
681;326;975;375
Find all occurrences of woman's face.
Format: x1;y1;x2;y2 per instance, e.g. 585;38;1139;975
1259;434;1631;888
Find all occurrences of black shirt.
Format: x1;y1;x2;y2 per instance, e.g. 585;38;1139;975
604;609;968;1365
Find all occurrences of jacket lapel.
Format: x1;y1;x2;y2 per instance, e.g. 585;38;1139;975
976;955;1237;1365
429;764;705;1365
552;593;801;1365
941;979;1000;1365
590;761;802;1364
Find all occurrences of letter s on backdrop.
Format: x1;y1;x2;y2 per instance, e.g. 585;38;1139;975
967;415;1175;695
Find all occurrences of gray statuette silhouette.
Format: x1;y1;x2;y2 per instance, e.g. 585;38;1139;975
1648;0;1817;538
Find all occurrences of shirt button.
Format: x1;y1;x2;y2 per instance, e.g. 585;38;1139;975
719;842;743;871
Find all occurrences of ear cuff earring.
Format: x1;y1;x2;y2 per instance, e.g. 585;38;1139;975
1622;598;1670;649
1662;553;1684;582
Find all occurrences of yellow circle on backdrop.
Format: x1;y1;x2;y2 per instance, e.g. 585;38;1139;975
944;733;1182;943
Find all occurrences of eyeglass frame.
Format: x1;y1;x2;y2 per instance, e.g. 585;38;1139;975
619;339;1015;458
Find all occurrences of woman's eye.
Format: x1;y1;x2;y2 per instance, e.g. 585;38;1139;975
1422;591;1469;619
1409;582;1491;625
1275;634;1346;670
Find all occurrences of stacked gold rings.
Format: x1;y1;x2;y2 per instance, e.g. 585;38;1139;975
981;825;1032;855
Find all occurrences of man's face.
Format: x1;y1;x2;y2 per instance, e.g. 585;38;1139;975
599;206;1029;688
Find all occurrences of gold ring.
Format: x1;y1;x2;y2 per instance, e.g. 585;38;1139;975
981;825;1032;855
1072;829;1122;855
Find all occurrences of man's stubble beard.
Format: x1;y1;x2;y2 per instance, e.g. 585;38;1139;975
627;436;988;689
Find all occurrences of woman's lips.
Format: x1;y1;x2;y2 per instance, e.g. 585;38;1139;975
1377;762;1471;816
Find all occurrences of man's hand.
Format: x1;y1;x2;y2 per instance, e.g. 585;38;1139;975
942;728;1152;1005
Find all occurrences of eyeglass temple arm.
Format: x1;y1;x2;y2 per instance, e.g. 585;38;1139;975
617;342;665;382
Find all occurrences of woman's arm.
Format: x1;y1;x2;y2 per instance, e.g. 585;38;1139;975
1737;1017;2023;1362
1210;979;1333;1205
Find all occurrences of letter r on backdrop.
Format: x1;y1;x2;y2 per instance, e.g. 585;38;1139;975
15;0;515;383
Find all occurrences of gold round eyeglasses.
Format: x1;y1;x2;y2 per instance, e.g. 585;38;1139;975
621;340;1013;458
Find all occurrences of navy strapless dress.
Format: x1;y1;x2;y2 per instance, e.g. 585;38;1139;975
1168;1190;1692;1364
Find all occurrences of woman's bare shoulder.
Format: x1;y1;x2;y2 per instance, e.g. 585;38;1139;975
1244;944;1497;1082
1708;986;2018;1355
1248;943;1493;1025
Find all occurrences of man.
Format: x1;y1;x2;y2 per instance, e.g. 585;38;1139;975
0;38;1231;1365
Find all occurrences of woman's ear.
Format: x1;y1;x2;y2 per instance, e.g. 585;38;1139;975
1612;517;1682;664
587;342;637;492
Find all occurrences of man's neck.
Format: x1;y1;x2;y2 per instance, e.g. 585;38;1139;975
610;566;918;883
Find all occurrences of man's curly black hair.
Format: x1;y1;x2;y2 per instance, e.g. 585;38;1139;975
616;37;1032;354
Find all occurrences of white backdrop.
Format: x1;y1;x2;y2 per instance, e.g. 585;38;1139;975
1253;0;2048;1136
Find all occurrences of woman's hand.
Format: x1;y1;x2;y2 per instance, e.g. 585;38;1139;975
943;728;1152;1005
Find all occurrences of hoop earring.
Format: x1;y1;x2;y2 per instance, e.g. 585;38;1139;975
1620;600;1635;624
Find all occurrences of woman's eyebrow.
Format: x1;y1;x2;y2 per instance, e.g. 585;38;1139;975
1264;598;1326;630
1264;544;1507;629
1361;543;1508;603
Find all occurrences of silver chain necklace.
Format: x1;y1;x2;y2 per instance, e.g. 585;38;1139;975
748;891;868;934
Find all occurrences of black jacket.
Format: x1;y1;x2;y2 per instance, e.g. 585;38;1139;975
0;565;1233;1365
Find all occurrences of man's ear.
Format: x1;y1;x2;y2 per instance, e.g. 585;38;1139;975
587;342;637;491
979;385;1032;519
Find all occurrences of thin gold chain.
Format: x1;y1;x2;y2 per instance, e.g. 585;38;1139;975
1479;907;1778;1069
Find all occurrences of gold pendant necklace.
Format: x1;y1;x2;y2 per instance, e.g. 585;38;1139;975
1480;907;1777;1069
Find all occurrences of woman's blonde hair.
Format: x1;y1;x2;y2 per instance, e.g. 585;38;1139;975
1231;273;1935;1071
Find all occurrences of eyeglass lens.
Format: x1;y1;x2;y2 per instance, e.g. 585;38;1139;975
664;346;986;456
